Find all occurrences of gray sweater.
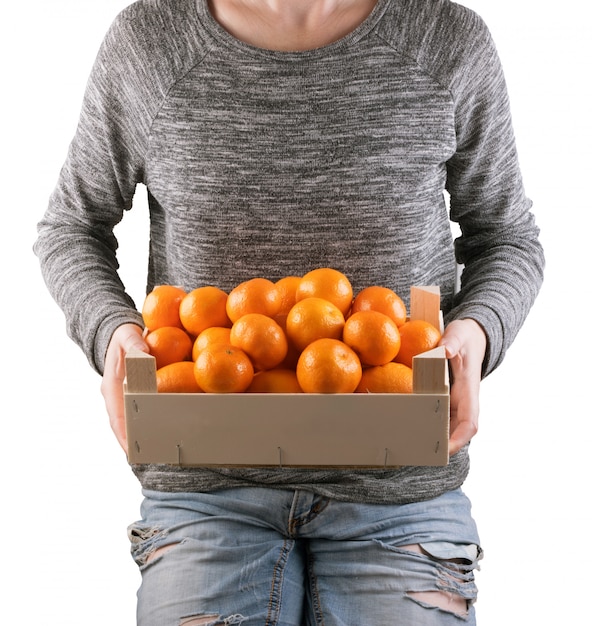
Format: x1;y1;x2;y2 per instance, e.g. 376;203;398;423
35;0;544;503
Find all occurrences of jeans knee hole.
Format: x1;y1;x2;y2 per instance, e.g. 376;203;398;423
407;590;469;618
145;541;182;565
179;617;219;626
180;615;246;626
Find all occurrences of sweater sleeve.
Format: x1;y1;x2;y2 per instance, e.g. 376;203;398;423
34;12;150;374
442;13;545;376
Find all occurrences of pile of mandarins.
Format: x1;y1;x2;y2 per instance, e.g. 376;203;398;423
140;268;441;394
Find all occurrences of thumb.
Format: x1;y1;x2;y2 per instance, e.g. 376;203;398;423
125;339;150;356
438;333;461;360
126;338;150;355
116;323;150;355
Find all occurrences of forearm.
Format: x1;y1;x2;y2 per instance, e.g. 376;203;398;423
35;122;143;374
445;24;544;375
444;219;544;377
35;211;143;373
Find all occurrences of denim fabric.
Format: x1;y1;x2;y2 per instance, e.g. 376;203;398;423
128;487;482;625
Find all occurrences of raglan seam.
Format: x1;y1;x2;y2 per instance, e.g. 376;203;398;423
110;0;217;185
144;48;216;171
372;31;457;106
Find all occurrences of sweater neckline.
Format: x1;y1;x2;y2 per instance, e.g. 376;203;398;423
195;0;390;60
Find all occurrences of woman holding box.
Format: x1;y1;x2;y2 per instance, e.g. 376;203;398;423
35;0;544;623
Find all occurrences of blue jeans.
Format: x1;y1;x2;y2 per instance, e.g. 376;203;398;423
128;487;482;625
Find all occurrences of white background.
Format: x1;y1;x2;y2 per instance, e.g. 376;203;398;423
1;1;590;623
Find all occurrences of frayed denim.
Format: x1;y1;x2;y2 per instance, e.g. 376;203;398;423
129;487;482;625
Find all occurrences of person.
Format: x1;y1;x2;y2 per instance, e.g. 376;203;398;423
35;0;544;624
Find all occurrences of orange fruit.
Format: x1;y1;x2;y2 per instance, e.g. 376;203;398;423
142;285;187;331
230;313;288;371
395;319;442;368
273;314;301;370
275;275;302;316
192;326;232;361
286;297;345;352
246;369;303;393
355;362;413;394
226;277;282;323
350;285;407;327
156;361;203;393
194;344;254;393
296;338;362;394
296;268;353;316
342;310;401;366
145;326;194;369
179;286;232;336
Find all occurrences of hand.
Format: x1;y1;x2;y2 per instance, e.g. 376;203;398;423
100;323;148;454
438;319;487;456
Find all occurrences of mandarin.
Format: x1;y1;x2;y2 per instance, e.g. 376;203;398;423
286;297;345;352
156;361;203;393
179;286;232;336
350;285;407;327
342;310;401;366
145;326;194;369
246;369;303;393
192;326;233;361
273;314;302;370
194;344;254;393
142;285;187;331
230;313;288;371
395;319;442;368
226;277;281;323
296;267;353;316
275;275;302;316
296;338;362;394
355;362;413;394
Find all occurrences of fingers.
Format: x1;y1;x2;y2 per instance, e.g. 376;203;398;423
101;324;147;453
448;421;478;456
439;319;487;455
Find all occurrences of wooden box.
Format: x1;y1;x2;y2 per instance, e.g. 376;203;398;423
124;286;449;468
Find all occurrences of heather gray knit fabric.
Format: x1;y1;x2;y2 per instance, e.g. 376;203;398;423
35;0;544;503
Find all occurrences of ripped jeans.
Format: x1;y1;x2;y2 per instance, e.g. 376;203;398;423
128;487;482;625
